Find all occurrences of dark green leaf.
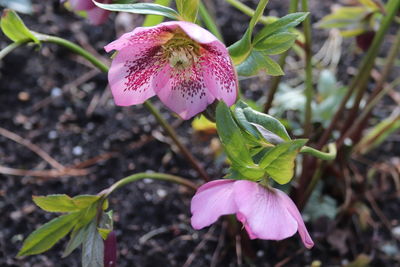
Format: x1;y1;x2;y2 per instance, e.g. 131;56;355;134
18;212;80;256
236;50;284;76
82;220;104;267
254;12;308;44
250;123;284;144
259;139;307;184
93;1;180;20
176;0;199;22
254;32;297;55
228;0;269;65
1;9;39;43
216;102;264;179
241;103;291;141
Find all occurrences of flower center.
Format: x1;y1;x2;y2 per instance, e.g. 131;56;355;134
162;32;200;71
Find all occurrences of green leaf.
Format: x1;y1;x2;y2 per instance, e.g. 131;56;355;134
142;0;172;27
82;220;104;267
98;228;112;240
0;9;39;43
33;194;79;213
236;50;284;76
72;195;100;209
75;202;100;229
62;224;89;258
259;139;307;184
254;32;297;55
216;102;264;179
93;1;180;20
228;0;269;65
254;12;308;44
18;212;80;256
239;101;291;141
176;0;199;22
250;123;284;145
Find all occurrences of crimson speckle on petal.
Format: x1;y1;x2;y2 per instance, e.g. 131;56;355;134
105;21;238;120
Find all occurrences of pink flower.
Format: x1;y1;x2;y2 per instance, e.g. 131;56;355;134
63;0;111;25
104;21;238;120
190;179;314;248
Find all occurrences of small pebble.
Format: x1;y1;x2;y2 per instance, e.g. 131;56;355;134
18;92;30;101
51;87;62;98
48;131;58;140
156;189;167;198
72;146;83;156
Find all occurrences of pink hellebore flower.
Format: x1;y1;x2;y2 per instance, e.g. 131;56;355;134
104;21;238;120
65;0;111;25
190;179;314;248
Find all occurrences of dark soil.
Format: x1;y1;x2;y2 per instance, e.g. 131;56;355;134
1;0;399;266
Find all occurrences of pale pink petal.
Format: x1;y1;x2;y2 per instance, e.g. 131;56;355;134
160;21;219;44
108;45;166;106
153;64;216;120
277;190;314;249
233;181;298;240
87;7;110;25
105;25;174;52
201;43;238;106
190;179;237;229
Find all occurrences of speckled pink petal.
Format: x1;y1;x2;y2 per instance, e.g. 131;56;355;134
233;181;298;241
153;64;216;120
105;25;174;52
201;43;238;106
108;45;165;106
190;179;237;230
277;190;314;249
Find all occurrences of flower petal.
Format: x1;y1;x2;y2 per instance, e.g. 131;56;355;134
233;181;298;240
201;43;238;106
160;21;220;44
105;25;174;52
108;45;165;106
277;190;314;249
190;179;237;230
68;0;95;10
86;7;110;26
153;64;216;120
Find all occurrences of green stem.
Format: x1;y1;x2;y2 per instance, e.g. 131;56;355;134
199;1;223;41
337;27;400;148
225;0;274;25
301;0;313;137
39;34;109;72
0;40;26;60
101;172;198;198
34;34;210;181
263;0;299;114
317;0;400;149
300;143;336;161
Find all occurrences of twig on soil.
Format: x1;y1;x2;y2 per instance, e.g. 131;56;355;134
0;165;88;177
365;191;399;241
0;127;65;170
183;226;216;267
274;247;306;267
235;234;243;267
210;221;227;267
